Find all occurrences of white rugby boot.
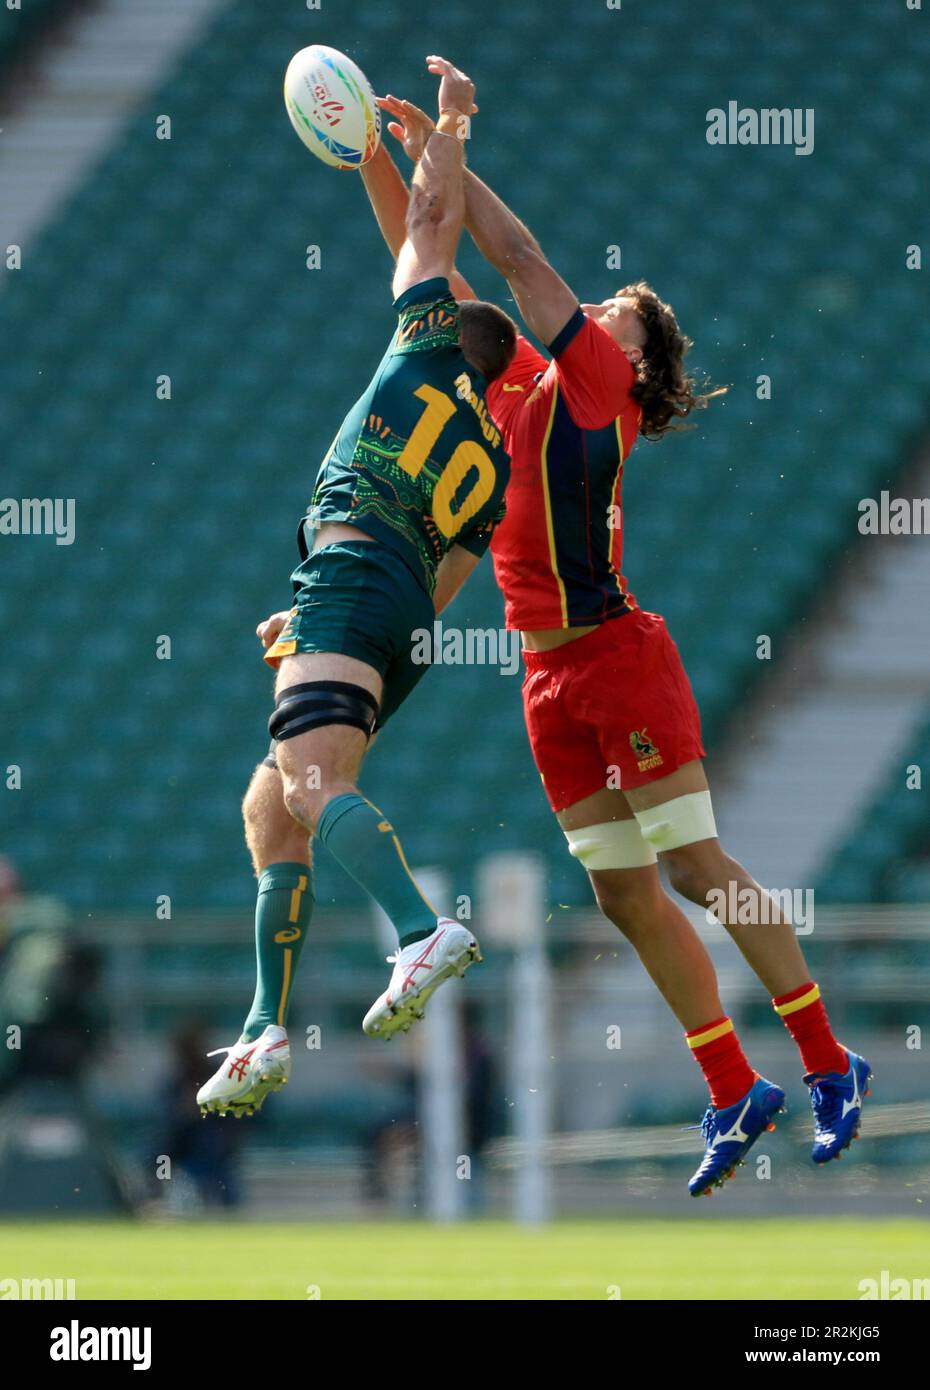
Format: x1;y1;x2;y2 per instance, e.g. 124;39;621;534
363;918;482;1040
196;1024;291;1117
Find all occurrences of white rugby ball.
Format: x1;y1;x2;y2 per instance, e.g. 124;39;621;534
284;44;381;169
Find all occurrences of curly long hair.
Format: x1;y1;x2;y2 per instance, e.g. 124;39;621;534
618;280;726;440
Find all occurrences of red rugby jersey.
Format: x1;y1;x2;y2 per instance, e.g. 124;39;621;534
486;307;641;630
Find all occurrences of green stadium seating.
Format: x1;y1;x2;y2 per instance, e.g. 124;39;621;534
819;709;930;903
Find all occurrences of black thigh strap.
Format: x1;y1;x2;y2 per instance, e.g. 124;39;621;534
269;681;380;742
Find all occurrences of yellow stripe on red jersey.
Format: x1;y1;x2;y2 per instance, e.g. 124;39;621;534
487;309;641;630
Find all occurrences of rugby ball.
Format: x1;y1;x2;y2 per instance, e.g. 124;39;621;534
283;44;381;169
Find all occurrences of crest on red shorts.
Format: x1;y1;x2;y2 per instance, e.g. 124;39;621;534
629;727;664;773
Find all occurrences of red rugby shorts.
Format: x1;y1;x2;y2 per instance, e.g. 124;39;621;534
521;610;706;813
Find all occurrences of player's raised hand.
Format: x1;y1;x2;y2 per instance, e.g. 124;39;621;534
426;55;477;116
377;95;436;162
256;610;290;648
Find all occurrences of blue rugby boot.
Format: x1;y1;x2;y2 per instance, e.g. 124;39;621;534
688;1075;786;1197
806;1049;871;1164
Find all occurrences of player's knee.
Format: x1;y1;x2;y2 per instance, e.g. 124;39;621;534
597;892;639;938
665;844;744;907
664;850;716;907
593;880;654;938
281;780;323;833
283;774;358;833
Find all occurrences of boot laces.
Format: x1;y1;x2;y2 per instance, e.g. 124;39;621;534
809;1076;842;1130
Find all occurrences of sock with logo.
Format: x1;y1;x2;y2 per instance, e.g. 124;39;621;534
241;862;313;1042
773;982;847;1077
685;1016;756;1110
317;793;437;949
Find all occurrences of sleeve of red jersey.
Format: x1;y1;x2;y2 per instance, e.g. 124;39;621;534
548;307;636;430
484;334;548;433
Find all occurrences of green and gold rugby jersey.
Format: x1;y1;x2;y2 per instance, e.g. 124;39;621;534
305;277;510;594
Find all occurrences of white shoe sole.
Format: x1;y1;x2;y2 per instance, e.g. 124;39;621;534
364;937;482;1040
198;1058;290;1118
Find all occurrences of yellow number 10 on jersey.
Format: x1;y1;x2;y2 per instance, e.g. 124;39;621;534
396;384;497;541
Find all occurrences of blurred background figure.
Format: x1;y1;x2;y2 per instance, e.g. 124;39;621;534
459;1002;500;1211
0;855;127;1212
0;852;75;1097
148;1021;246;1211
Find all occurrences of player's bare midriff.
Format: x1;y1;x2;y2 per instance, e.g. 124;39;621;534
312;520;377;549
520;625;599;652
312;525;596;652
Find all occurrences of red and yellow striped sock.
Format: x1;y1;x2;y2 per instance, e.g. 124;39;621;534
685;1016;755;1109
773;981;847;1077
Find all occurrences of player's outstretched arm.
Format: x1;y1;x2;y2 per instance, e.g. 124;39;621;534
359;142;411;263
363;97;476;301
370;94;572;334
462;169;578;346
391;56;474;299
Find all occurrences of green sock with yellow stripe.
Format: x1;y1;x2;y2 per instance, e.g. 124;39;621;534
316;793;437;948
241;862;313;1042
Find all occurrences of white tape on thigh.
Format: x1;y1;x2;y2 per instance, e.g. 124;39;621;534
633;790;717;853
564;819;657;870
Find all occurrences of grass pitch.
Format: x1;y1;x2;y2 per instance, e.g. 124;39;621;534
1;1218;926;1299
